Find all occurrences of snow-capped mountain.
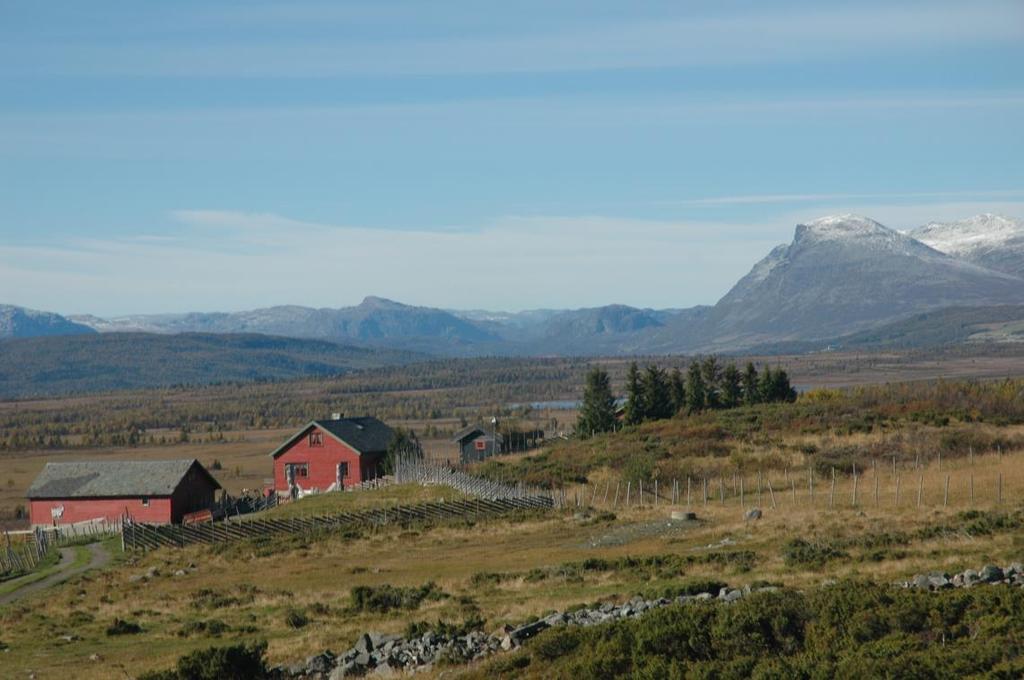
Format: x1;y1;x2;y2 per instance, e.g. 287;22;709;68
910;213;1024;278
0;305;96;339
670;214;1024;350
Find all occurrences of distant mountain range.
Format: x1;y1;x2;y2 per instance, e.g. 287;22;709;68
5;213;1024;364
0;333;418;398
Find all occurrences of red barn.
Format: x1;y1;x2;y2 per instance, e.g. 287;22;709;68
270;416;394;497
26;459;221;526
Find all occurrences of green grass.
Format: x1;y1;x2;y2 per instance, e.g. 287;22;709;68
0;545;89;597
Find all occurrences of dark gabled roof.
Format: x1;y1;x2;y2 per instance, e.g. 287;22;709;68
451;425;488;443
270;416;394;458
26;459;221;499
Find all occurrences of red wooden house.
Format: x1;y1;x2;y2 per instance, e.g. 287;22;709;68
27;459;221;526
270;416;394;497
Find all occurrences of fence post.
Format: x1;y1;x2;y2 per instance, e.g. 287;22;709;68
767;479;777;509
943;475;949;507
852;464;858;507
917;474;924;508
829;467;836;509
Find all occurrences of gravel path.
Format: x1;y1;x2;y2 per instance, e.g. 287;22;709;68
0;542;109;607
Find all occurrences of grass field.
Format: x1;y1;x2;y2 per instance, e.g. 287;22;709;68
1;447;1022;678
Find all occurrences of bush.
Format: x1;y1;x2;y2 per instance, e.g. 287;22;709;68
348;582;447;614
177;619;230;638
475;583;1024;678
284;609;308;629
782;538;847;569
532;628;582;661
106;618;142;636
138;641;268;680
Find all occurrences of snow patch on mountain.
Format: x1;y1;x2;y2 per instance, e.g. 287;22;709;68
911;213;1024;256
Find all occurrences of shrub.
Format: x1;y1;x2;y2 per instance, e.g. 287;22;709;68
532;628;582;661
284;609;308;629
106;618;143;636
177;619;230;638
348;582;447;614
138;641;268;680
782;539;847;569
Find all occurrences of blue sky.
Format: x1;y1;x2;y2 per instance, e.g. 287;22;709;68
1;1;1023;316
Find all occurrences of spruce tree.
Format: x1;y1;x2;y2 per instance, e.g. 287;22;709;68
701;356;722;409
623;361;646;425
721;363;742;409
642;365;673;421
758;365;775;403
577;367;617;437
669;368;686;415
742;362;760;405
685;360;706;413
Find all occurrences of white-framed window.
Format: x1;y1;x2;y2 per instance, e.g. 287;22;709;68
141;497;150;507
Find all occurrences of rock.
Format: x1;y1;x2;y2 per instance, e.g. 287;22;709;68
354;633;375;655
928;574;951;590
744;508;762;521
980;565;1004;583
509;619;550;642
58;634;80;642
718;588;743;602
306;651;336;675
88;654;102;662
173;569;187;577
128;574;145;583
145;567;160;579
963;569;980;586
912;574;932;590
500;635;515;651
670;510;697;521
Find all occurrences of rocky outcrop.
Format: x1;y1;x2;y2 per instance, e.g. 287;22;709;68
898;562;1024;591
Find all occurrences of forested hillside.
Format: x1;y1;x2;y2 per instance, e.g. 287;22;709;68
0;332;418;398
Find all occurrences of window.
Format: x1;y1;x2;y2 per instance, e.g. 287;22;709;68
475;439;487;451
337;462;349;481
141;497;150;507
309;431;324;447
285;463;309;482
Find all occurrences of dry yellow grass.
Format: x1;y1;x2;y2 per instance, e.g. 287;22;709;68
2;450;1023;679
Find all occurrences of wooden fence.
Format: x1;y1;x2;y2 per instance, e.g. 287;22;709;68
394;457;558;503
122;495;552;552
558;453;1019;514
1;528;52;578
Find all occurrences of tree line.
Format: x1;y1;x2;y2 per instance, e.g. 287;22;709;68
577;358;797;437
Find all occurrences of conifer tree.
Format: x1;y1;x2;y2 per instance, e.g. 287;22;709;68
577;367;617;437
700;356;722;409
642;365;673;421
721;363;742;408
669;368;686;415
623;361;646;425
742;362;760;405
685;360;706;413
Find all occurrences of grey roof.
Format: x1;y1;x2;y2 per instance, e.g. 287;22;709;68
26;459;221;499
451;425;487;443
270;416;394;458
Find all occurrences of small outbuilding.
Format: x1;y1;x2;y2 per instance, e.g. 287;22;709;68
270;415;394;496
26;459;221;526
452;425;501;463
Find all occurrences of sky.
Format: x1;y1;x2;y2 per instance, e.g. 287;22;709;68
1;0;1023;316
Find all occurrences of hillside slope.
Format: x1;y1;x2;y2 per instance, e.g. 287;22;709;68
647;215;1024;352
0;304;96;339
0;332;419;398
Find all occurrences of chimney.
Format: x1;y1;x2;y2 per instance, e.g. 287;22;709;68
331;412;343;421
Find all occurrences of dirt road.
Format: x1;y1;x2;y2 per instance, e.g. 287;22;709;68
0;542;110;607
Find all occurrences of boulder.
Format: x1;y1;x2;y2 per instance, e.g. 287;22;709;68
305;651;336;675
744;508;762;521
980;565;1004;583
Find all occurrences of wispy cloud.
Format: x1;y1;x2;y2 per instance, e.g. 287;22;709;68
4;2;1021;77
664;189;1024;208
5;198;1022;317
